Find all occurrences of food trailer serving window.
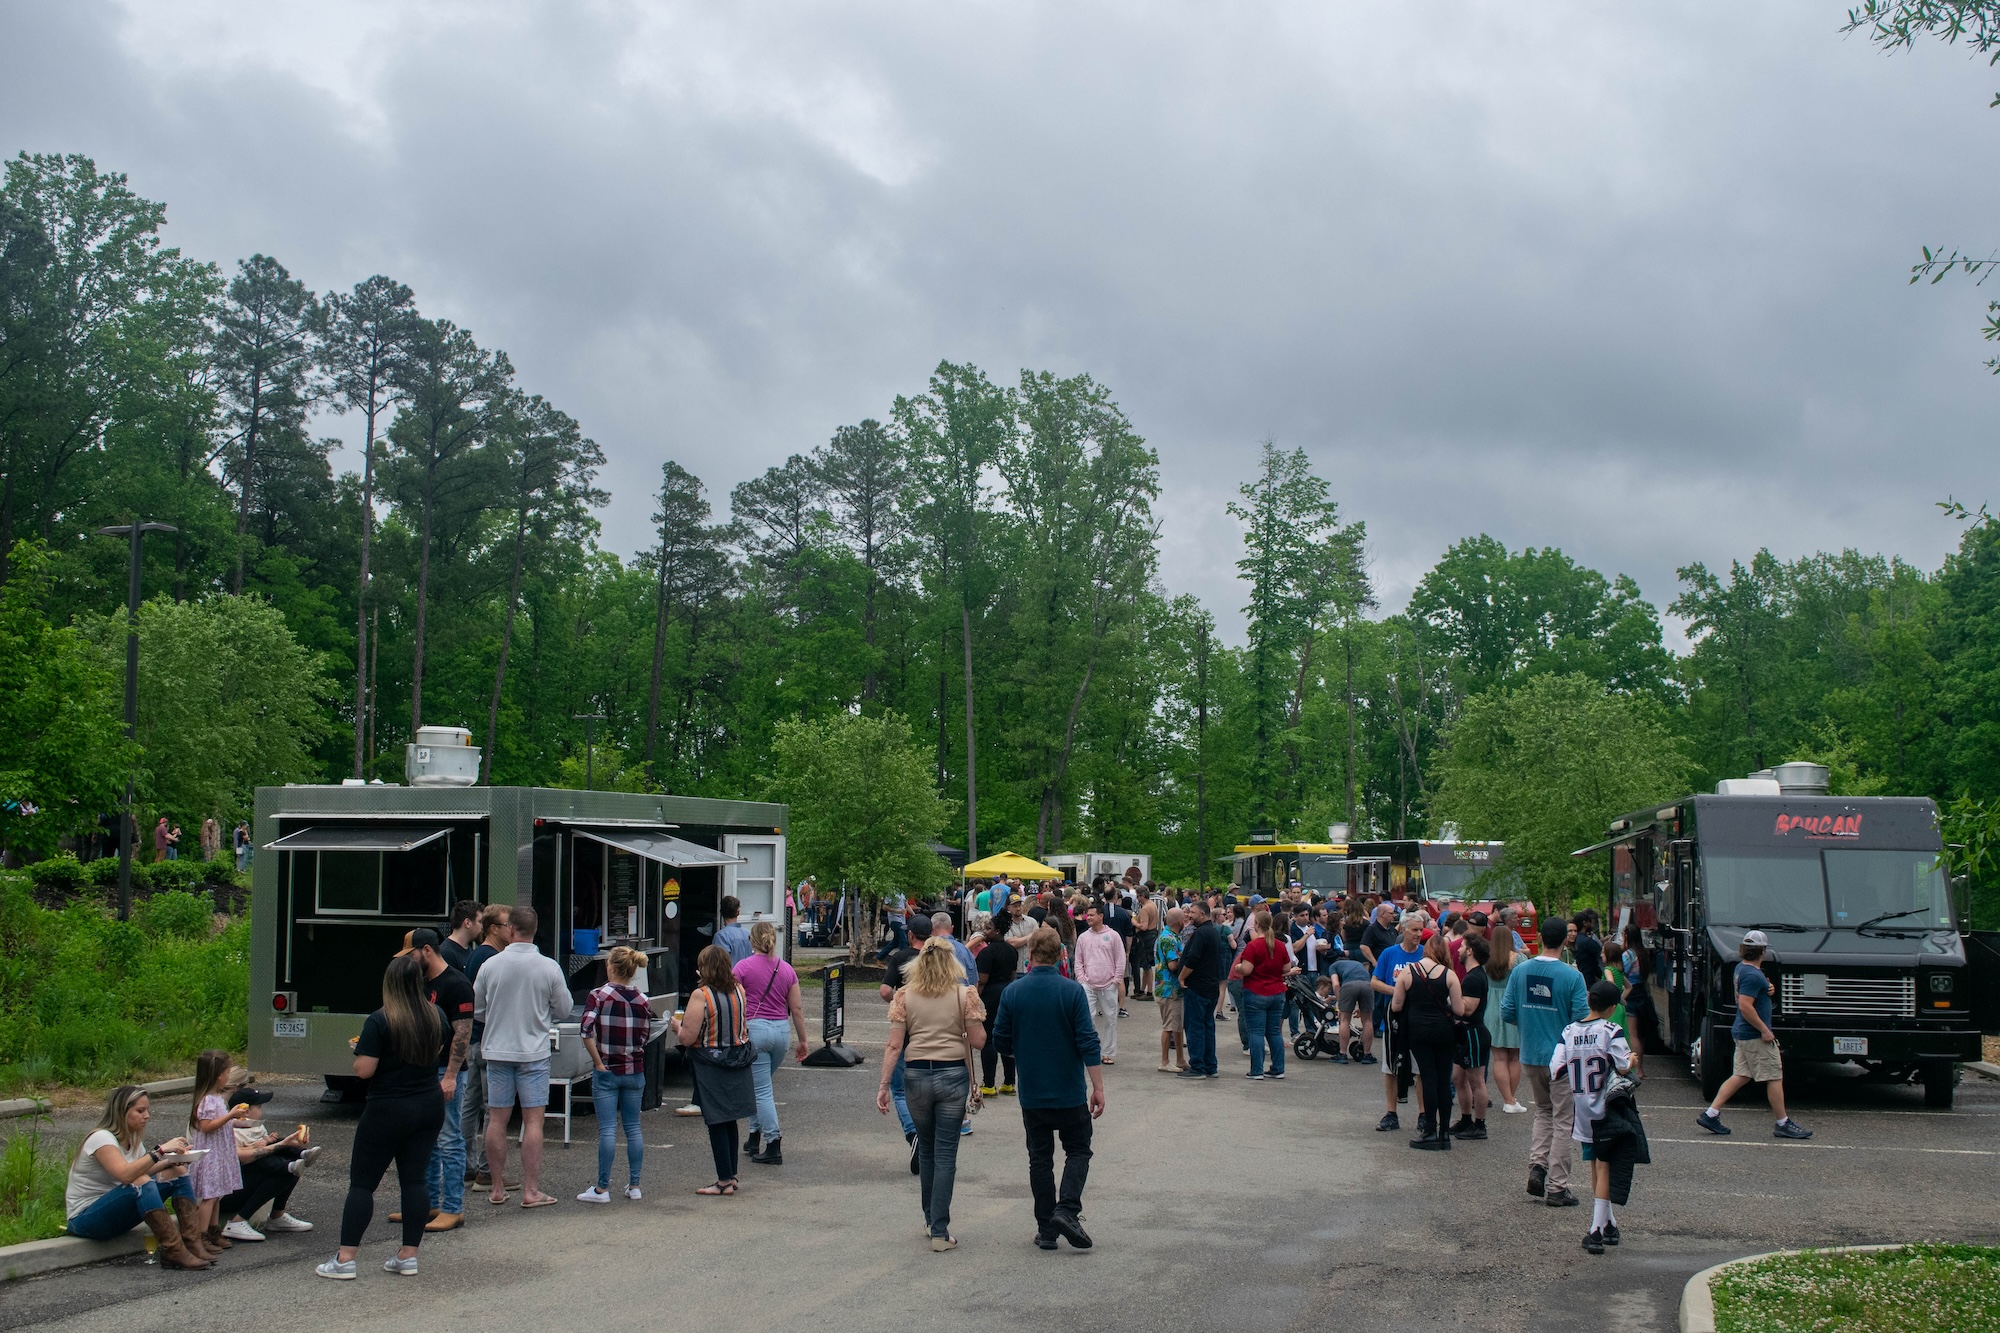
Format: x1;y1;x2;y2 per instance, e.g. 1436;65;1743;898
266;827;451;918
575;828;747;868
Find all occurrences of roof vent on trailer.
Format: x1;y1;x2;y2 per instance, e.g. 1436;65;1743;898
1771;761;1830;795
406;725;481;787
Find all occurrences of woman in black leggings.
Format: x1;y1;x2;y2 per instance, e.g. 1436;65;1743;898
975;916;1018;1093
315;955;446;1279
1391;933;1465;1152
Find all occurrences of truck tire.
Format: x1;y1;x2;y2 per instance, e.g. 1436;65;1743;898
1921;1060;1957;1109
1699;1021;1734;1102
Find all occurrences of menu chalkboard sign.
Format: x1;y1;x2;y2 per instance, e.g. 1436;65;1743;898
606;848;643;939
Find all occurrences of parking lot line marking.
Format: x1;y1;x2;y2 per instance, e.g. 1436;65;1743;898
1653;1137;2000;1156
1645;1103;1998;1118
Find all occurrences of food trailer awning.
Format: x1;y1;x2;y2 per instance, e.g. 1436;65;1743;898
576;827;746;868
264;826;450;853
1570;830;1646;859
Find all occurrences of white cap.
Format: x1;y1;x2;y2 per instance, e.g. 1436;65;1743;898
1741;929;1770;948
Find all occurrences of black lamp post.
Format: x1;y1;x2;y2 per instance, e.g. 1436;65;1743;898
572;712;605;790
97;521;175;922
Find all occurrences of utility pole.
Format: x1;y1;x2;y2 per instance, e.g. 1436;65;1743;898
1196;619;1209;891
573;712;605;790
97;521;176;922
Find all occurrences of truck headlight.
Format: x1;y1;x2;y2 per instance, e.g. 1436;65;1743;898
1930;974;1953;994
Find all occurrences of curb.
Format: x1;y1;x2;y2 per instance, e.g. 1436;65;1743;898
1967;1061;2000;1081
0;1077;194;1122
1;1233;146;1282
1679;1244;1905;1333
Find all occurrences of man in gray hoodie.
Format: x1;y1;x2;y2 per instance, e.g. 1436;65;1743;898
471;906;572;1209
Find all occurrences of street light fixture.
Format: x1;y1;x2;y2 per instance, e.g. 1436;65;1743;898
97;521;176;922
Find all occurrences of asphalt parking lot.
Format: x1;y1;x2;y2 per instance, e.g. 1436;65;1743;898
8;991;1997;1333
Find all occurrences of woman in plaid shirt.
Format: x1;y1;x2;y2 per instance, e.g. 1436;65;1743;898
578;947;653;1203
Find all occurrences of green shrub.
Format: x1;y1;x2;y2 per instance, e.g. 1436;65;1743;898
84;856;151;891
0;876;247;1092
26;856;86;895
0;1119;70;1247
146;860;201;892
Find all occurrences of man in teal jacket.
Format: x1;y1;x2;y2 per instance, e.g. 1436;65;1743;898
1501;916;1590;1208
993;926;1107;1251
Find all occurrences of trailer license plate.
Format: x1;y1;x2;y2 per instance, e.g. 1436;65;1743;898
273;1018;309;1039
1833;1036;1867;1056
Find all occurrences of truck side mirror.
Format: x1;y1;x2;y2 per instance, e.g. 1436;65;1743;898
1950;874;1972;933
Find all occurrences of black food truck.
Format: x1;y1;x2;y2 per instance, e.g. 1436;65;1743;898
247;781;786;1096
1574;767;1998;1107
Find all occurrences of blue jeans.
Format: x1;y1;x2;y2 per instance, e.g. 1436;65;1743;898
748;1018;791;1139
1245;991;1286;1077
1228;979;1249;1048
593;1069;645;1189
426;1070;465;1214
902;1063;969;1238
1184;989;1219;1075
67;1174;194;1239
888;1055;916;1136
877;918;908;960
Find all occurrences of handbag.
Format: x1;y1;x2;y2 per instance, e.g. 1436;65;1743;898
688;986;756;1070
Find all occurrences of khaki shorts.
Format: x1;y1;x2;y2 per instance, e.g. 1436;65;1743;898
1157;994;1184;1035
1732;1036;1784;1083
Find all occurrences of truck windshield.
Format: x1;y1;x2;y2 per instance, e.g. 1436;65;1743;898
1822;850;1951;931
1702;851;1830;928
1418;864;1479;899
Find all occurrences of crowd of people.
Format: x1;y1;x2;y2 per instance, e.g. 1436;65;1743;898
60;869;1801;1273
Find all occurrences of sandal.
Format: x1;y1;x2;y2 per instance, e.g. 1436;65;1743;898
695;1182;726;1196
488;1191;510;1206
520;1193;558;1209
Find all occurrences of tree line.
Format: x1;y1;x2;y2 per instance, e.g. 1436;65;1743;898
7;150;2000;902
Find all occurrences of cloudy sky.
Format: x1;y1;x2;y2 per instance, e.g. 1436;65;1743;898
5;1;1998;641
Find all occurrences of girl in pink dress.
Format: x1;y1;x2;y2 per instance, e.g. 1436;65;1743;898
187;1050;247;1253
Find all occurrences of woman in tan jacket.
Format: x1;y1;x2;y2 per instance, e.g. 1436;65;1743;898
876;936;985;1251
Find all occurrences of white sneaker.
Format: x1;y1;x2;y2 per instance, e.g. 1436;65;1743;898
288;1145;323;1175
265;1213;314;1233
222;1219;266;1242
577;1186;611;1204
624;1186;642;1201
1505;1101;1528;1113
674;1103;702;1117
383;1255;419;1276
315;1256;356;1280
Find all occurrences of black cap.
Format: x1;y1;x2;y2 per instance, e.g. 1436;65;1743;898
907;914;932;939
228;1086;274;1107
409;927;442;951
1588;979;1622;1012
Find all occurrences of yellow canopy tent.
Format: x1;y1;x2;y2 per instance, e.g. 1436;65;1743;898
961;851;1065;880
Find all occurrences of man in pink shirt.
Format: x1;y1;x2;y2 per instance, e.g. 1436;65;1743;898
1074;906;1127;1064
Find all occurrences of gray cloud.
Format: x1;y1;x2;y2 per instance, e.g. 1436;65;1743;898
5;0;1998;641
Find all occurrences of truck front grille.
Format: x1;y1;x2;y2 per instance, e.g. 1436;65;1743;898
1779;974;1915;1019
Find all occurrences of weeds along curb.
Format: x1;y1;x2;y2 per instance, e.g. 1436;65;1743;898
1679;1244;1909;1333
0;1076;194;1122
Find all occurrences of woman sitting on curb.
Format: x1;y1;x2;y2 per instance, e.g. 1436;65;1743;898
64;1085;212;1270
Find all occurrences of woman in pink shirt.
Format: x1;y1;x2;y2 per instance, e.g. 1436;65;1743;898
732;922;809;1165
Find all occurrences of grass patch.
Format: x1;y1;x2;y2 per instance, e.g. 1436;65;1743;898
0;875;248;1095
1711;1244;2000;1333
0;1119;74;1247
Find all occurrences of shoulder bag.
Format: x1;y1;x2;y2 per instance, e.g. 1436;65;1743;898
688;985;757;1070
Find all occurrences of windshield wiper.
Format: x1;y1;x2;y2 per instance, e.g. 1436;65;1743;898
1853;906;1933;937
1730;922;1810;933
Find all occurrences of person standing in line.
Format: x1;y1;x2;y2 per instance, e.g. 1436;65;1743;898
1234;909;1294;1081
438;901;480;972
678;944;757;1196
1484;922;1526;1113
472;906;571;1210
877;890;910;961
715;895;752;964
1500;916;1591;1207
1357;900;1399;970
992;927;1104;1252
933;911;978;986
877;936;986;1251
200;816;222;864
879;913;931;1170
1329;951;1375;1065
735;922;809;1166
1074;904;1127;1066
401;929;473;1233
1572;909;1605;987
977;913;1020;1095
1153;906;1188;1073
463;905;508;1191
579;946;654;1203
1104;890;1136;1017
1131;888;1160;1000
315;954;447;1279
1447;933;1494;1139
1175;900;1225;1080
1370;911;1428;1132
233;822;251;873
1390;933;1465;1149
1696;931;1813;1140
1285;903;1331;1039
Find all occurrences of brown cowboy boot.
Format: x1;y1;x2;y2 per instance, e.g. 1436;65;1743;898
204;1218;234;1251
170;1195;217;1262
143;1208;210;1270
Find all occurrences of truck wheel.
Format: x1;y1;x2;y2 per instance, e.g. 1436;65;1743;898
1699;1022;1734;1102
1921;1061;1957;1109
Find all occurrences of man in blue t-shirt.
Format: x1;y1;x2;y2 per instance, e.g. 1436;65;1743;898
1369;911;1428;1133
1697;931;1812;1140
1501;916;1591;1206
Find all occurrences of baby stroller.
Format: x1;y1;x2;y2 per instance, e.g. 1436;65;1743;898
1288;975;1343;1060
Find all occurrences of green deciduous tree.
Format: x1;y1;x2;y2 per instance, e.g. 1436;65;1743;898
1432;673;1689;910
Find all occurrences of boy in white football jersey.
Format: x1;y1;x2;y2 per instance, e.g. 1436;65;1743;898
1550;979;1640;1255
